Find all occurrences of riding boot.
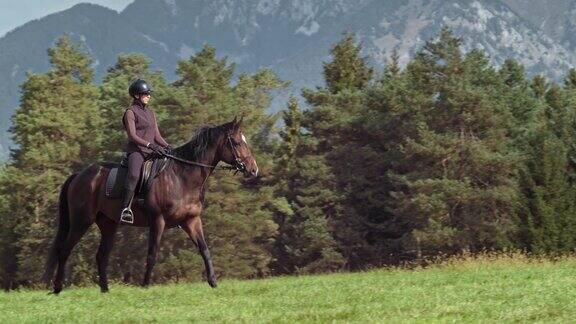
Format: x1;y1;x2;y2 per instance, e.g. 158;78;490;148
120;186;135;224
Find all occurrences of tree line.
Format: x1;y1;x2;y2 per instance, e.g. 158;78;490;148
2;27;576;290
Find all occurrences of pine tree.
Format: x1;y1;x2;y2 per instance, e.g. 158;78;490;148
350;51;430;264
323;33;374;94
300;33;378;267
498;59;536;142
1;35;104;285
302;33;373;151
271;97;345;273
0;166;18;290
389;28;521;256
518;82;576;253
531;75;548;100
383;49;400;79
166;44;236;142
564;69;576;89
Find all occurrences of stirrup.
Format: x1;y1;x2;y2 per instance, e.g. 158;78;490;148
120;208;134;224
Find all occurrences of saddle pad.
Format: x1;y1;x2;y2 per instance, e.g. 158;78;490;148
105;166;128;198
104;156;169;199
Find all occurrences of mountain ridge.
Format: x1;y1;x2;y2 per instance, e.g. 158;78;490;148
1;0;576;159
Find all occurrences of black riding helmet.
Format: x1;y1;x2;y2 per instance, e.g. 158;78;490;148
128;79;153;98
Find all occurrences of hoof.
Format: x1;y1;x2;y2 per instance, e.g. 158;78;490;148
50;288;61;295
100;287;109;293
208;276;217;288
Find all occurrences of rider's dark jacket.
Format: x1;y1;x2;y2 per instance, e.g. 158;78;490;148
122;100;169;154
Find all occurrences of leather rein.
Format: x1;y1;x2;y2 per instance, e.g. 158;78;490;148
160;134;247;173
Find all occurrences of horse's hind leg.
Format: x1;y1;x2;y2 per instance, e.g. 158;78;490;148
96;213;118;293
53;216;92;294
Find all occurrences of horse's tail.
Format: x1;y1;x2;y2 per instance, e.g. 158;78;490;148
43;173;77;284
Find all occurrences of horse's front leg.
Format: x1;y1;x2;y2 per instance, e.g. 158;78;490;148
142;215;165;287
182;216;217;288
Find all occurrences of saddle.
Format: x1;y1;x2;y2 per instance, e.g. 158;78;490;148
104;154;170;199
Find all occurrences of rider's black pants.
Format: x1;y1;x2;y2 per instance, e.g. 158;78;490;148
126;152;146;192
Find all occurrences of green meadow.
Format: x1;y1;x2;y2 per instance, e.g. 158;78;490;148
2;255;576;323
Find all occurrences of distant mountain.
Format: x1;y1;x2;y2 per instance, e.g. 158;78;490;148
2;0;576;159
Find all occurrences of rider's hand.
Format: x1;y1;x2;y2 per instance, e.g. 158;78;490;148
147;143;163;154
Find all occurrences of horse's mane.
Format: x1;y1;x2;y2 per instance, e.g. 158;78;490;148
172;124;225;162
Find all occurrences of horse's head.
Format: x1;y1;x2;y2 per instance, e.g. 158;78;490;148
219;117;259;178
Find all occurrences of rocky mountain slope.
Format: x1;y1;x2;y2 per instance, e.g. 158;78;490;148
1;0;576;158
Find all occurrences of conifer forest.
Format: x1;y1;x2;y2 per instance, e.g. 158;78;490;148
2;27;576;290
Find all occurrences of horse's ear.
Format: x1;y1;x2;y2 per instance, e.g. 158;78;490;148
230;116;243;131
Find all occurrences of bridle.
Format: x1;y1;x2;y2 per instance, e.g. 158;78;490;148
160;132;248;174
226;133;247;173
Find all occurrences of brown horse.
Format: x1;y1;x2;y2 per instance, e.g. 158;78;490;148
43;117;258;294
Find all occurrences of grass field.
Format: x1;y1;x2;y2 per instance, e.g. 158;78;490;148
2;254;576;323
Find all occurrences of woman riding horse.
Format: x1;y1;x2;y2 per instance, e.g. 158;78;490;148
121;79;171;223
43;91;259;294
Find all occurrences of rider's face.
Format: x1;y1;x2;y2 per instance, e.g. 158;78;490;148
139;93;151;104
